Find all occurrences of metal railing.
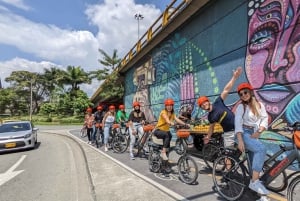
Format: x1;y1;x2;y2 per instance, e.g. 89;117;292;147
119;0;191;69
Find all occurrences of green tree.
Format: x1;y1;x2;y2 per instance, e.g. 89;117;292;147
95;49;124;101
60;66;91;91
98;49;121;71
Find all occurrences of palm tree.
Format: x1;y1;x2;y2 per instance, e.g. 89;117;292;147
98;49;121;71
60;66;91;92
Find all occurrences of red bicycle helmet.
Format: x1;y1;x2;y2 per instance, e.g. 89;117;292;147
109;105;115;110
132;101;140;107
197;96;209;106
119;104;125;109
86;107;92;113
97;106;103;111
237;82;254;93
164;98;174;106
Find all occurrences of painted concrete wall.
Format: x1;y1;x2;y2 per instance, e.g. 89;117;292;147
123;0;300;169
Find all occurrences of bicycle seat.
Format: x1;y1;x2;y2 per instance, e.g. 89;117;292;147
151;135;164;145
148;141;163;149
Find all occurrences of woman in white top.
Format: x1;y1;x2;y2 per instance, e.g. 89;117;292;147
235;82;269;195
102;105;116;151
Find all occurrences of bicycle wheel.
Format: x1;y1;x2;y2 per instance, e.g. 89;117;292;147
148;149;161;173
175;138;187;155
287;175;300;201
112;134;128;153
263;154;288;192
202;143;220;170
212;155;247;201
178;155;198;184
80;127;87;138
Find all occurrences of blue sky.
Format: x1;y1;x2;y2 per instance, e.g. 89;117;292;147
0;0;171;96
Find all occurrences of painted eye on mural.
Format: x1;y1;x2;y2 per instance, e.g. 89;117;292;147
258;11;281;22
250;29;272;46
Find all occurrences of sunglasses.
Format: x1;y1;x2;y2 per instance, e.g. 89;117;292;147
239;90;249;97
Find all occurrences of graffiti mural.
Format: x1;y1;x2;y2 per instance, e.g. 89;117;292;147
246;0;300;127
123;0;300;169
246;0;300;169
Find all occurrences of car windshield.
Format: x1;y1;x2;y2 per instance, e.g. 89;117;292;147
0;123;31;133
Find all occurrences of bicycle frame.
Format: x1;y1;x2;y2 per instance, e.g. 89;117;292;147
261;144;300;185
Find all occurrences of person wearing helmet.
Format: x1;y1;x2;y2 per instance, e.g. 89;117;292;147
116;105;128;125
128;101;146;160
84;107;95;145
235;82;269;195
198;67;242;147
94;105;105;144
116;104;129;134
102;105;116;151
154;98;187;161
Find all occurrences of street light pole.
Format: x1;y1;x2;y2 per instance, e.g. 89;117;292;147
29;80;33;121
134;13;144;40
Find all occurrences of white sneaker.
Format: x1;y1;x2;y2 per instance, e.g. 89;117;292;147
104;146;108;152
256;196;270;201
249;180;269;195
130;153;135;160
160;152;168;161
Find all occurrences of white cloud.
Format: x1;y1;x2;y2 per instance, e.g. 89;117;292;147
0;57;60;87
85;0;161;58
0;0;162;97
0;0;30;10
0;11;100;70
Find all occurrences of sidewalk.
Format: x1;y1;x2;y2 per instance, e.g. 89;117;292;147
46;129;179;201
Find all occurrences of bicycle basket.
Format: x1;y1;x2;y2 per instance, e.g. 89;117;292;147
113;124;120;129
143;124;155;132
176;129;190;138
95;123;102;128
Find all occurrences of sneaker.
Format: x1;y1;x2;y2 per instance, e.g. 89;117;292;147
257;196;270;201
249;180;269;195
130;153;135;160
104;146;108;152
160;152;168;161
88;141;92;144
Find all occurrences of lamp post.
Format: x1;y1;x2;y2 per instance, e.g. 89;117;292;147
134;13;144;40
29;79;33;121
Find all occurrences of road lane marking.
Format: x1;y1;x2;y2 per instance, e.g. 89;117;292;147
0;155;26;186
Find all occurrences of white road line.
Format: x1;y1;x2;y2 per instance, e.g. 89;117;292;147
0;155;26;186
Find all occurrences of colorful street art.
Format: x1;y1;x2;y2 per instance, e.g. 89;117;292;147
124;0;300;169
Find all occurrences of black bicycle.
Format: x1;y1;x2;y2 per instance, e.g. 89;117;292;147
148;127;198;184
212;122;300;201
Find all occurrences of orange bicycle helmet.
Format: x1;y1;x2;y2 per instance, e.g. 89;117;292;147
164;98;174;106
237;82;254;92
86;107;92;113
109;105;115;110
97;105;103;110
132;101;140;107
197;96;209;106
119;104;125;109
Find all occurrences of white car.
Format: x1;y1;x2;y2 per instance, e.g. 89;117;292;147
0;121;38;152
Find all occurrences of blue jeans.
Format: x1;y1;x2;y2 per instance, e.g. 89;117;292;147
242;127;266;172
103;123;113;144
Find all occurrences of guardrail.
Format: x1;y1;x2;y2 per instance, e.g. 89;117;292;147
119;0;191;69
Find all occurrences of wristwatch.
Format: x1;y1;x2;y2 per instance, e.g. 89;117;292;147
257;129;263;133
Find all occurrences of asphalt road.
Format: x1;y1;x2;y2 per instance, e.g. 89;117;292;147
68;127;287;201
0;130;93;201
0;125;288;201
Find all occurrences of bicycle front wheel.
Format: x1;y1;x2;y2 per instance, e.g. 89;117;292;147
212;155;247;201
178;155;198;184
287;175;300;201
112;134;128;153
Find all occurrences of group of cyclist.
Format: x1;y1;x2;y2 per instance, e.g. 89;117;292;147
84;66;270;196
